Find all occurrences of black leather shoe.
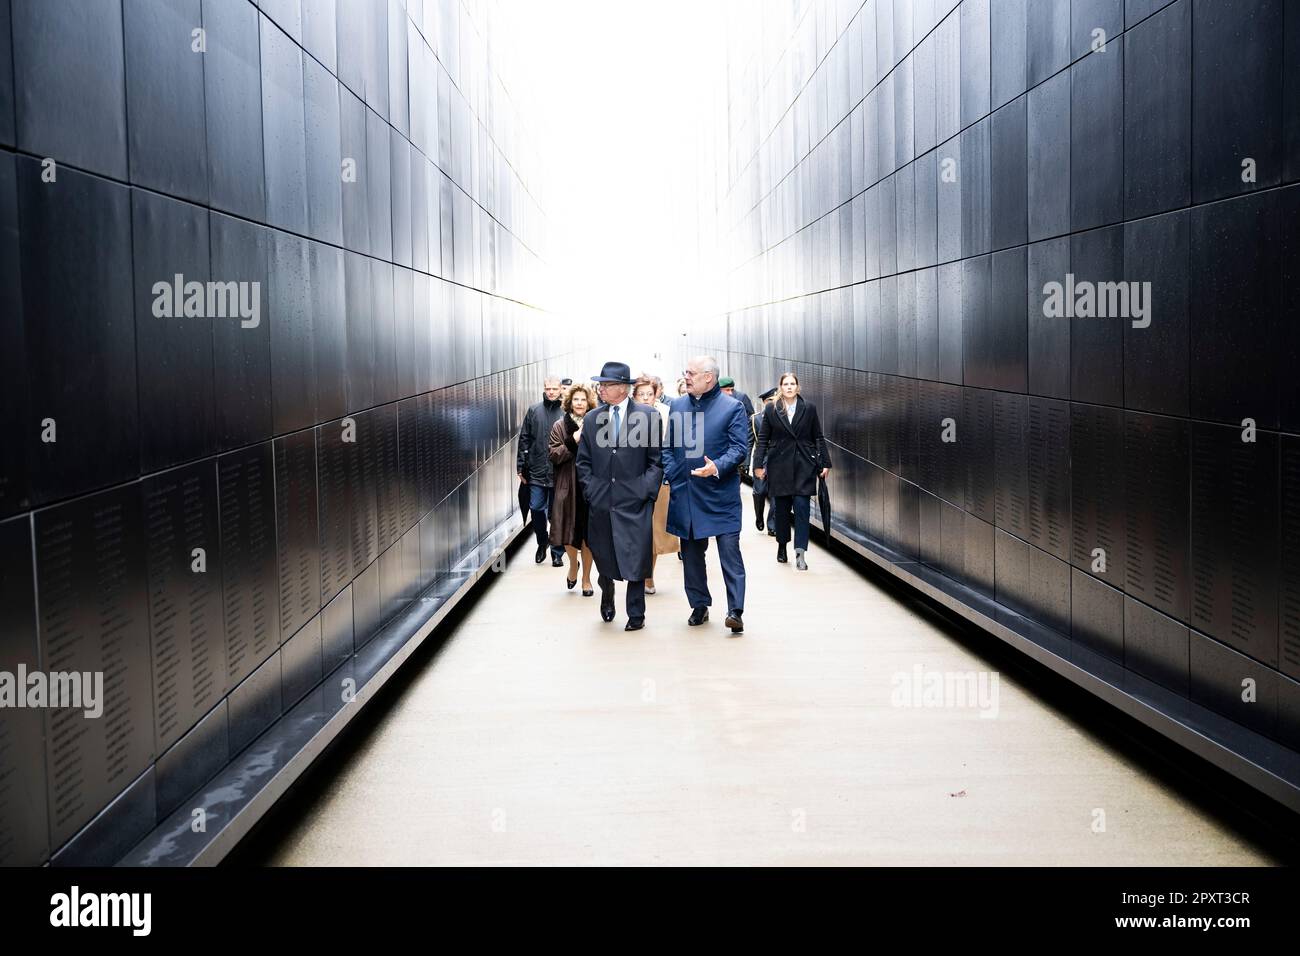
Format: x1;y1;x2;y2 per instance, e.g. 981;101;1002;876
600;587;615;622
755;516;764;531
677;551;683;561
551;553;564;567
725;610;744;633
767;528;776;536
776;543;788;563
624;617;645;631
566;576;577;590
582;588;594;597
687;607;709;626
534;544;546;563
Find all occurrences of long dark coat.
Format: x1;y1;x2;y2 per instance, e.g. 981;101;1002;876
753;397;833;498
575;401;664;581
547;413;588;547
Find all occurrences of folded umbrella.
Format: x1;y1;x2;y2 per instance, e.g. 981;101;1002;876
517;481;530;523
815;473;831;536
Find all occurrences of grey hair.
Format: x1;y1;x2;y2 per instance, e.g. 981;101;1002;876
694;356;720;378
542;374;562;385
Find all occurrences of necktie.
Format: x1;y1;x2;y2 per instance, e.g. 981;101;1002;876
612;405;621;443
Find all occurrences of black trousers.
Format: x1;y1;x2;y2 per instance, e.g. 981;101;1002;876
773;495;810;550
681;533;746;613
598;573;646;619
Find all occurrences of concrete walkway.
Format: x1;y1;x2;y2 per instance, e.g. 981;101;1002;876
254;493;1276;865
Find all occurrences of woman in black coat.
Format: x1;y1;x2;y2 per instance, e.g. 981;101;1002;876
753;372;831;570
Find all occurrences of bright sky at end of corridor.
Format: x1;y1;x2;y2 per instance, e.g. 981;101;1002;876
502;0;728;351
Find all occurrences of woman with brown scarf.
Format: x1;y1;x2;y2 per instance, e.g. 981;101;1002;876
548;383;596;595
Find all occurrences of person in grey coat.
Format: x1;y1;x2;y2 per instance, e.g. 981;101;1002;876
517;376;565;565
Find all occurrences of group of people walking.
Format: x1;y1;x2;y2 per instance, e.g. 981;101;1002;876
515;358;831;633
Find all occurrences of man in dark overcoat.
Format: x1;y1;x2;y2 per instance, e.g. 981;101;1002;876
575;361;664;630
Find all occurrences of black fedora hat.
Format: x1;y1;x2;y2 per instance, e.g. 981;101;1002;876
591;361;633;384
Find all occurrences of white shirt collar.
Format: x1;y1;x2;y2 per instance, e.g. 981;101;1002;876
610;395;630;418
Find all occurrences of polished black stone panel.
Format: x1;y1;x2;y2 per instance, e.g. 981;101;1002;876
936;135;962;265
339;85;370;255
897;478;921;560
49;766;154;867
310;242;347;423
373;402;402;551
320;584;353;675
964;513;996;595
12;0;127;178
350;410;379;578
227;642;280;754
1288;9;1300;185
343;250;375;412
35;484;152;849
914;151;938;269
1029;544;1072;634
366;106;394;262
1070;40;1124;232
1069;403;1126;588
987;246;1028;392
303;52;344;245
260;13;309;234
18;159;137;503
394;267;417;399
275;429;319;644
1123;411;1189;621
379;541;405;625
0;515;47;866
0;151;28;518
1190;421;1279;668
124;0;208;202
919;488;944;569
995;526;1032;615
1123;209;1189;416
960;0;991;129
1284;437;1300;680
281;615;323;711
1191;0;1283;203
1125;596;1189;695
0;0;13;147
131;189;216;473
204;0;266;220
960;121;992;258
1190;629;1278;736
1069;225;1124;406
1072;0;1123;58
935;261;967;385
1123;0;1191;219
935;7;960;144
993;392;1029;540
1026;70;1070;242
1027;396;1071;561
914;267;939;381
940;498;966;581
372;259;399;406
1189;191;1280;427
1026;236;1070;399
991;0;1028;109
990;96;1027;250
301;0;335;73
963;388;995;524
1126;0;1177;27
960;254;992;386
210;213;273;451
1071;566;1123;662
155;699;227;819
352;558;382;650
218;443;281;689
391;131;413;269
317;416;355;604
876;176;898;277
895;164;916;275
269;230;317;435
412;150;430;274
141;460;225;755
1027;0;1070;87
1284;186;1300;432
878;276;899;376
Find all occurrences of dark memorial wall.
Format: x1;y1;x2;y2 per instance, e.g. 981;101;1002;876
698;0;1300;796
0;0;562;865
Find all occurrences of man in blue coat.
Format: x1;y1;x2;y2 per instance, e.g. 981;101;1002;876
664;355;750;634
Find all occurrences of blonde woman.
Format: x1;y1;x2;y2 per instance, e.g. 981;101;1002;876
548;383;597;595
634;376;677;594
